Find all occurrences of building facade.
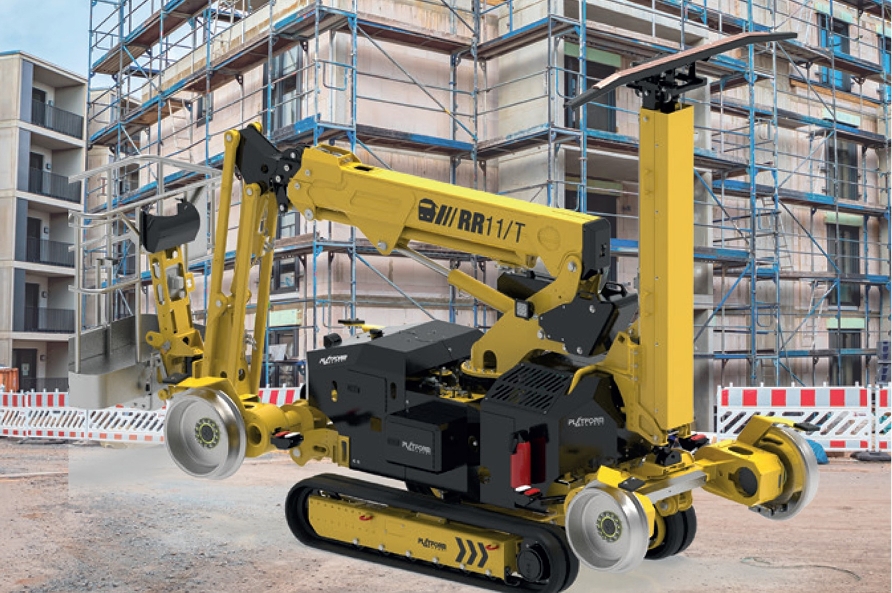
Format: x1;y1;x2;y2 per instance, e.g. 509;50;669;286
85;0;890;427
0;52;86;392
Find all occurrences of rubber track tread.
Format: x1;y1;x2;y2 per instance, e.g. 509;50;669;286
285;474;579;593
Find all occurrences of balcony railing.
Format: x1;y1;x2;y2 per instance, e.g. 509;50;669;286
23;307;75;333
31;99;84;139
26;237;75;268
28;168;82;203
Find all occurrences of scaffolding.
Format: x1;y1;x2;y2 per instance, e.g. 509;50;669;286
86;0;891;397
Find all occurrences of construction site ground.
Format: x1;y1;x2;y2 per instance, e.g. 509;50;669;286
1;437;888;593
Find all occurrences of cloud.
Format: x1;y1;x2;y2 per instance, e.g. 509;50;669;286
0;0;90;76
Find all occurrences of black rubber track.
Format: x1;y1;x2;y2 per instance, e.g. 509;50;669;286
286;474;579;593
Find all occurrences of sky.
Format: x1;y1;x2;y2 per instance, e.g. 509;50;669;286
0;0;91;77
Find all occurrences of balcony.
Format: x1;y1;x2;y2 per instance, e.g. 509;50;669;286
23;307;75;333
26;238;75;268
28;168;82;203
31;100;84;139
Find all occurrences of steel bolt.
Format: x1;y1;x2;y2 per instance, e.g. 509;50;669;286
568;261;577;272
377;241;387;251
246;188;253;196
283;164;291;172
304;209;314;221
305;169;312;177
225;133;233;142
274;175;282;183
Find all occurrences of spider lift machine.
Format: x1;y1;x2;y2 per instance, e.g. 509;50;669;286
139;31;817;592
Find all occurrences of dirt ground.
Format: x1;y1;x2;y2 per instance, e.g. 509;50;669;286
0;438;888;593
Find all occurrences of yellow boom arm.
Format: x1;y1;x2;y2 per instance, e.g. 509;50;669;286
234;124;617;380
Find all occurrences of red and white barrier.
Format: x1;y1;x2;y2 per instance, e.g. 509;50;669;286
85;407;167;444
2;384;885;450
875;387;890;452
0;385;303;444
719;386;870;409
0;407;29;438
28;408;87;440
2;390;67;408
716;385;884;452
257;387;302;406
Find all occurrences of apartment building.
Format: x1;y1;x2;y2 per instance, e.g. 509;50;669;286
0;52;87;391
84;0;889;425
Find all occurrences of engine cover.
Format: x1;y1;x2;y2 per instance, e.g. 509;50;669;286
479;355;619;509
305;320;481;492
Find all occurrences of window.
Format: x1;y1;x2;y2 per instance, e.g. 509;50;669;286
564;57;616;132
264;330;301;388
268;47;302;132
825;139;859;200
826;223;860;307
829;329;862;386
279;211;297;239
117;163;140;196
818;14;852;92
272;213;299;292
272;257;299;292
194;93;213;127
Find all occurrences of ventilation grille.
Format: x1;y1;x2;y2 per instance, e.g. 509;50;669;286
486;363;573;412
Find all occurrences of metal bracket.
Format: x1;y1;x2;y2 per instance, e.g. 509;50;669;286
568;31;796;112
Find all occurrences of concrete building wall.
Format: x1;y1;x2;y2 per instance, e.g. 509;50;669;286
0;52;86;390
85;0;890;392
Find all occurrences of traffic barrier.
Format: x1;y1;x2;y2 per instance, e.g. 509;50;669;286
0;385;303;443
4;384;884;448
716;385;883;453
0;407;29;438
28;408;87;440
2;392;28;407
0;403;164;444
1;390;67;408
257;387;301;405
85;407;167;443
875;387;890;452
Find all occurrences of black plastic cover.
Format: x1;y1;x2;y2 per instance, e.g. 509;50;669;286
235;125;304;210
140;200;201;253
581;218;611;280
385;400;468;473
